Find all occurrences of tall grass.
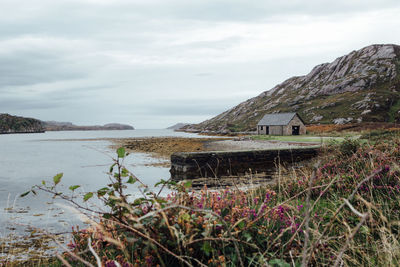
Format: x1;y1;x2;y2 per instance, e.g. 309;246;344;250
5;132;400;266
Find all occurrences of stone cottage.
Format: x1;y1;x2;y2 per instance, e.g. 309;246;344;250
257;112;306;135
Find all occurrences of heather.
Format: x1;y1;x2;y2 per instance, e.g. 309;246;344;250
14;132;400;266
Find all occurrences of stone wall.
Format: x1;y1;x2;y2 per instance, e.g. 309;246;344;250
285;115;306;135
270;125;284;135
170;146;320;180
257;125;267;135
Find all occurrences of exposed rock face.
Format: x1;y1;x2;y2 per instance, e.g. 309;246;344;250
0;114;44;134
184;44;400;133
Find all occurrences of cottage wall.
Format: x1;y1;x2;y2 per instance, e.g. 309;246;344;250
269;125;283;135
257;125;267;135
257;113;306;135
285;115;306;135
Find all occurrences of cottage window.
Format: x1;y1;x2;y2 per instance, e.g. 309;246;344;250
260;126;263;130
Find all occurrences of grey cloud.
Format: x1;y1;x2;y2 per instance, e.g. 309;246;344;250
1;1;399;41
0;0;399;128
0;50;86;87
131;97;240;117
164;0;400;21
0;83;111;115
178;36;243;51
101;0;400;22
195;73;213;77
0;97;59;111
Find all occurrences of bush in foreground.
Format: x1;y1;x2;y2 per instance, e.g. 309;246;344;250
20;135;400;266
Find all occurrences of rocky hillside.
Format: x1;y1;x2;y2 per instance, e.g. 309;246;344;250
0;114;44;134
184;44;400;133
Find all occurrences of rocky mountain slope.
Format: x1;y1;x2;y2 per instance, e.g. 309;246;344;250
184;44;400;133
0;114;44;134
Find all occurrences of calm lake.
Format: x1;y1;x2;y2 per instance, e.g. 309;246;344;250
0;129;201;237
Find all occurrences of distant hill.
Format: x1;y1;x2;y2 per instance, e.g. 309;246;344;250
183;44;400;133
167;123;190;130
103;123;135;130
43;121;134;131
0;114;44;134
44;121;74;127
1;115;135;133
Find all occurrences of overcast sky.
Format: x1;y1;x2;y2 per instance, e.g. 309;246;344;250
1;0;400;128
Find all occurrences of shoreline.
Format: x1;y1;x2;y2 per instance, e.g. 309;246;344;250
111;137;231;158
112;136;319;158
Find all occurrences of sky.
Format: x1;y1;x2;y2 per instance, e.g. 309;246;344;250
1;0;400;128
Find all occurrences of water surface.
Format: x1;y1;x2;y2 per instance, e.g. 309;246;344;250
0;129;200;236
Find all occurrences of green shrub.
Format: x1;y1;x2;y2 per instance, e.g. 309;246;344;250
337;137;362;156
18;135;400;266
360;129;400;141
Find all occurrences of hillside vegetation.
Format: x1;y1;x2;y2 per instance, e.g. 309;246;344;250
0;114;44;134
185;44;400;133
12;130;400;266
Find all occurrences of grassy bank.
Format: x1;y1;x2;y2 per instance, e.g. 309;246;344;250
306;122;400;136
251;134;346;144
4;131;400;266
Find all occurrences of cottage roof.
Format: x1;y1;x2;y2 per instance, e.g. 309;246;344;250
257;112;299;126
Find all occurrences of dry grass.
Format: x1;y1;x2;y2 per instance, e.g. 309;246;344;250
3;132;400;266
307;122;400;135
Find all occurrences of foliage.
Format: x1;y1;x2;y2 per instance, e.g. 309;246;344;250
18;135;400;266
0;113;44;133
360;128;400;142
336;137;362;156
307;123;400;136
306;124;349;135
251;134;343;144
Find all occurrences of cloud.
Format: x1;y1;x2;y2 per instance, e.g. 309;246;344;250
133;97;241;116
0;96;59;111
0;51;84;87
0;36;96;87
0;0;399;127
